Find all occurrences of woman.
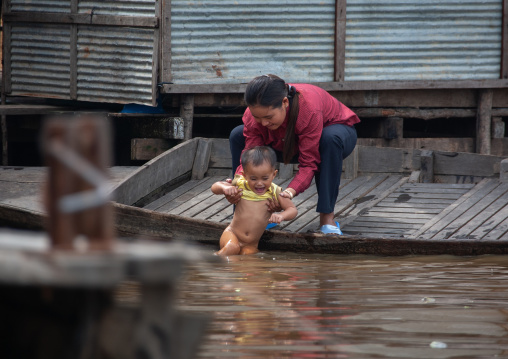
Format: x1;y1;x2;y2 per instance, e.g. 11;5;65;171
227;74;359;234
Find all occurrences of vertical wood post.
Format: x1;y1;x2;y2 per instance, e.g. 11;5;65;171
420;150;434;183
334;0;347;82
501;159;508;182
476;89;493;154
180;95;194;140
1;93;6;166
492;117;505;138
383;117;403;140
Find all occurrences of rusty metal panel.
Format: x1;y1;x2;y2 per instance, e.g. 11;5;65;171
76;25;155;104
345;0;503;81
10;0;70;12
10;23;71;99
78;1;156;16
170;0;336;84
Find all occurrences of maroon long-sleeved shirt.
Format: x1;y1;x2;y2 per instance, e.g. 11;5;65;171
236;83;360;195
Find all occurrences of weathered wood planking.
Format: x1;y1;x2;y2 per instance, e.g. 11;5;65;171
344;182;475;238
410;179;500;239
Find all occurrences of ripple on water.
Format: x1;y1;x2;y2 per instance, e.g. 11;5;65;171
175;252;508;358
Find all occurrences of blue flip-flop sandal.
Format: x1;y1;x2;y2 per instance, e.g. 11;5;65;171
320;221;343;235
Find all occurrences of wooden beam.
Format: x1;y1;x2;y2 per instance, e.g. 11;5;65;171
502;0;508;79
160;0;172;84
0;104;73;115
382;117;403;140
131;116;184;139
180;95;194;140
476;89;494;155
334;0;347;82
3;12;158;28
162;79;508;94
131;138;171;161
191;139;211;180
501;159;508;182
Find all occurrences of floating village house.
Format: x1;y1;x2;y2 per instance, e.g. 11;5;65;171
1;0;507;165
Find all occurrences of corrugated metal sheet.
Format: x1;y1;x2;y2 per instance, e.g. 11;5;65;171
10;0;70;13
345;0;503;81
78;1;155;17
170;0;336;84
10;23;71;99
77;26;155;104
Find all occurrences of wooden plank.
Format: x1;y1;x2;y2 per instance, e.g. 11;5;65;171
3;12;158;28
181;95;194;140
192;139;211;180
368;207;443;214
358;146;415;174
358;212;435;220
192;197;231;221
334;0;346;82
0;104;73;115
481;208;508;239
131;138;171;161
492;117;505;139
419;150;434;183
285;176;371;233
296;175;388;233
357;138;475;154
343;146;358;179
451;185;508;239
209;138;232;170
162;79;508;94
156;176;220;214
398;183;475;190
166;176;222;215
339;176;407;226
476;89;493;155
386;192;465;200
411;178;500;239
160;0;172;83
111;138;198;205
143;178;203;211
131;117;185;139
502;0;508;80
501;159;508;183
438;182;508;238
346;220;421;230
432;150;504;177
376;202;450;209
348;216;430;225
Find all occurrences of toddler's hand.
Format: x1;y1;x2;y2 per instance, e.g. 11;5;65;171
269;213;283;224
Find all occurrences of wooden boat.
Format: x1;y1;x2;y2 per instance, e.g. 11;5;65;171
1;137;508;255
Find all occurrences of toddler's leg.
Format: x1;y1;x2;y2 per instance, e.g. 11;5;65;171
216;227;241;256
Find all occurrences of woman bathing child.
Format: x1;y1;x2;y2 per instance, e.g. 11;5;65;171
211;146;297;256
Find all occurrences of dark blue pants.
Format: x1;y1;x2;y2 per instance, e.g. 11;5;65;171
229;123;357;214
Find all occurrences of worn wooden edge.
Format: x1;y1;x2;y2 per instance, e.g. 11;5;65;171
1;201;507;256
162;79;508;94
111;138;199;205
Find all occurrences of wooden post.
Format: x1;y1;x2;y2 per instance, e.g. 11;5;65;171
382;117;403;140
343;146;359;179
180;95;194;140
476;89;493;154
192;139;211;179
420;150;434;183
492;117;505;138
334;0;347;82
42;115;114;251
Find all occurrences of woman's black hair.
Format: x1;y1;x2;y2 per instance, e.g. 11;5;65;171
241;146;277;170
244;74;300;164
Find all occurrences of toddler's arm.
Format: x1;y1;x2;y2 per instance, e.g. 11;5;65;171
211;181;239;196
269;196;298;224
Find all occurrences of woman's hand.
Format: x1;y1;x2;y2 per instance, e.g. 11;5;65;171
266;188;295;213
223;178;242;205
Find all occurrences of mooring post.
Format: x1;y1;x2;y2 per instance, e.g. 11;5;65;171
476;89;493;155
180;94;195;140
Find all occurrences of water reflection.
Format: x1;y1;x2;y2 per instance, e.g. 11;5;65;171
176;252;508;358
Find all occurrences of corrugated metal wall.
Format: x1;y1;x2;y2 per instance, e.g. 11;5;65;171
6;0;157;105
10;0;70;12
77;26;155;104
170;0;336;84
345;0;503;81
10;24;71;98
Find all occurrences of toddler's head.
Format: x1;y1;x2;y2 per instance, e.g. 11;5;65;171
241;147;278;195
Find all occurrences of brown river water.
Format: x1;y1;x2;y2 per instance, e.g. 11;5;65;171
175;252;508;359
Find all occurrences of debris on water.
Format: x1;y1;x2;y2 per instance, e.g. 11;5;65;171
421;297;436;303
430;341;447;349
